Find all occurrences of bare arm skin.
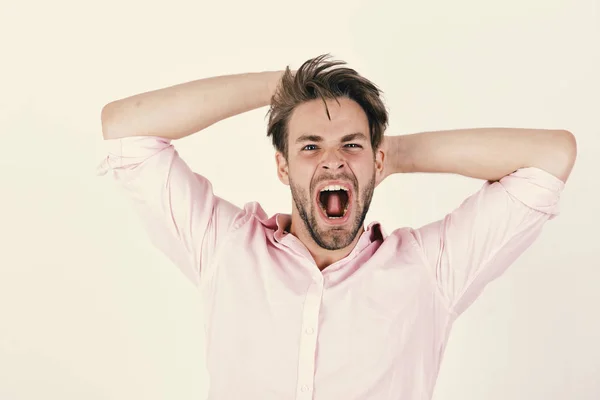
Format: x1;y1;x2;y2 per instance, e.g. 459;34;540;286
101;70;285;140
383;128;577;183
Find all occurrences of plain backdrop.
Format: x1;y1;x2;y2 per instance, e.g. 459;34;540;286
1;0;599;399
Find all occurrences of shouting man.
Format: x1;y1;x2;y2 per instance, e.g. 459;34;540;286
97;54;577;400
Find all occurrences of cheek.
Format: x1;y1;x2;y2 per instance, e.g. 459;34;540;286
350;159;376;181
290;161;315;180
289;169;314;194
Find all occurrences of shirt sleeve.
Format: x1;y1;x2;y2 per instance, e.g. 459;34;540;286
96;136;243;287
411;167;565;316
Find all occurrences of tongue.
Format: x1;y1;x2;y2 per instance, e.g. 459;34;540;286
326;192;343;217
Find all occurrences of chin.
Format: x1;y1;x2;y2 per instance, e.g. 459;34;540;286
309;207;361;250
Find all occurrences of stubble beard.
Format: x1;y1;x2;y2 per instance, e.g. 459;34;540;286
289;173;376;251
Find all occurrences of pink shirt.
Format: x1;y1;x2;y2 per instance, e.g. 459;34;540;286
97;136;564;400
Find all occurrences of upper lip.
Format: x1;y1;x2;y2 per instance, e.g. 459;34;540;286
314;180;353;198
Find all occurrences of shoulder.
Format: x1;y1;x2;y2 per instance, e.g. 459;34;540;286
230;201;277;232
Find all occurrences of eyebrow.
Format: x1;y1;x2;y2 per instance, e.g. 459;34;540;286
295;132;368;144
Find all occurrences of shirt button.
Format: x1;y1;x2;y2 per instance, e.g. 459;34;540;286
305;327;314;335
301;385;309;392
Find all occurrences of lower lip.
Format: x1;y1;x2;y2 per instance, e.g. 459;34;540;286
315;193;353;226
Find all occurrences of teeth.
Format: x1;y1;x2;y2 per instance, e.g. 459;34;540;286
320;185;348;192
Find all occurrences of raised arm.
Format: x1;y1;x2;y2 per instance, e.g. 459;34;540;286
98;69;286;287
382;127;577;183
101;70;285;140
385;128;577;315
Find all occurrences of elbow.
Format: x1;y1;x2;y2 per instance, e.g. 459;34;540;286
559;129;577;166
101;103;113;140
527;130;577;183
100;102;121;140
549;130;578;183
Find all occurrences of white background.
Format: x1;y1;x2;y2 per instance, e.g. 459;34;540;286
1;0;599;399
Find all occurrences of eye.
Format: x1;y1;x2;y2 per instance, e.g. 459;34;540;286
302;144;318;151
344;143;362;149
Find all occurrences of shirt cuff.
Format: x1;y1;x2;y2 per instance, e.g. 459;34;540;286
499;167;565;218
96;136;173;176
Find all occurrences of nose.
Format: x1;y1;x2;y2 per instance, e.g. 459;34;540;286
321;149;346;171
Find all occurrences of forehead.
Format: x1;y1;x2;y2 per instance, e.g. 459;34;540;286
287;97;369;142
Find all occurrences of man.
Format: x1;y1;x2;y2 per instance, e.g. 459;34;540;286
97;54;577;399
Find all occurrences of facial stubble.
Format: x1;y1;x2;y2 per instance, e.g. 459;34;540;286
289;172;375;251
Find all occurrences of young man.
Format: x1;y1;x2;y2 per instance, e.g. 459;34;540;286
97;54;577;400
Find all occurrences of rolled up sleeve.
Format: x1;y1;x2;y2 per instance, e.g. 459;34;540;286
412;167;564;316
96;136;242;287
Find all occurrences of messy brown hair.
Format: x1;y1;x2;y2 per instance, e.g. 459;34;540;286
266;53;389;160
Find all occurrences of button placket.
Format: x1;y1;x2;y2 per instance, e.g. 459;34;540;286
295;276;324;399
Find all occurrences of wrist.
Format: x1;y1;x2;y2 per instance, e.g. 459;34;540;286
386;135;413;174
265;70;285;101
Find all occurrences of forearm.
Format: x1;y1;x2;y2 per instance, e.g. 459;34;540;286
388;128;577;182
101;70;284;140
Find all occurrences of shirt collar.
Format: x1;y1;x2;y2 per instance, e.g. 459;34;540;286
267;212;386;249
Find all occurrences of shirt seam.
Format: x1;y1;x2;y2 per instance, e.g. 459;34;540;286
199;205;256;288
449;204;549;314
447;178;558;314
407;229;456;317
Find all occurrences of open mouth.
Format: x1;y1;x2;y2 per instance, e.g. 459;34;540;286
317;185;351;220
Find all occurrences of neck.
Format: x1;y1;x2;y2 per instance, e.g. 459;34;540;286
288;213;364;271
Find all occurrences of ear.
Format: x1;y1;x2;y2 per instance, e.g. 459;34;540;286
374;147;386;187
275;151;290;185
